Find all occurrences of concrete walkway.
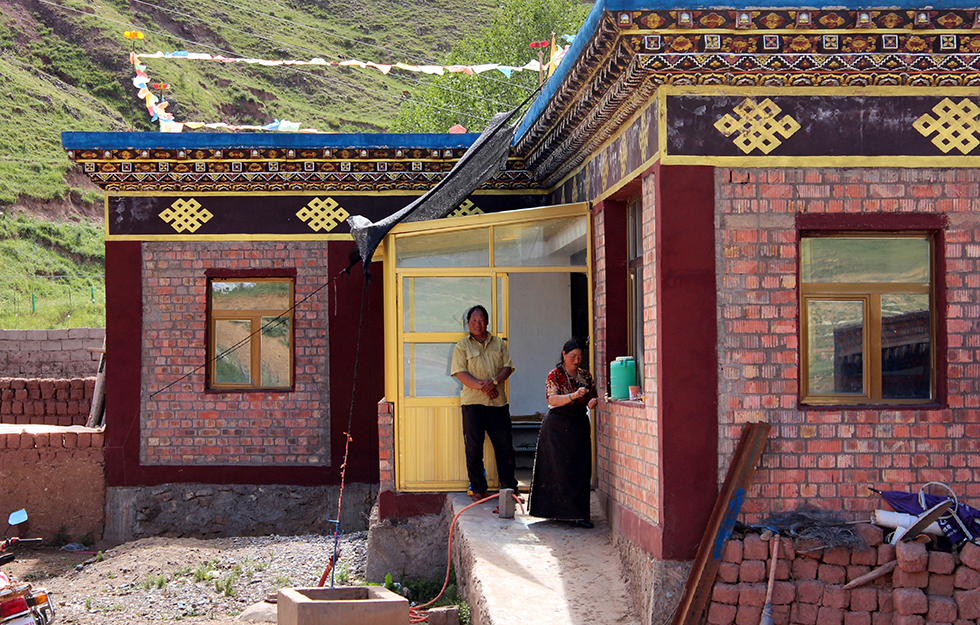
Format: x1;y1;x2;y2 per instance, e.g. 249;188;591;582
449;493;641;625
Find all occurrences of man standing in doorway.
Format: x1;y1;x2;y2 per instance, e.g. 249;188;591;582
451;305;519;502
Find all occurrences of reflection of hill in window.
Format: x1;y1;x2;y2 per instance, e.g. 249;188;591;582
834;311;930;399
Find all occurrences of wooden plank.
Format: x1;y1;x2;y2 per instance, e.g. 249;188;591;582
86;337;107;428
672;421;771;625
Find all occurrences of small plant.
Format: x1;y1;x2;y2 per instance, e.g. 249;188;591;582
78;533;94;548
334;560;350;584
141;573;167;590
107;571;115;579
214;569;239;597
50;527;70;547
95;551;104;562
192;560;215;583
273;575;291;589
24;571;45;582
84;597;93;611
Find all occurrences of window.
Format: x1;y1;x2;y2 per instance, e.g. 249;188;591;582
800;234;934;405
627;197;645;379
208;278;294;390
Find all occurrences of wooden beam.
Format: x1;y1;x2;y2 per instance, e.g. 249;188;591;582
672;421;771;625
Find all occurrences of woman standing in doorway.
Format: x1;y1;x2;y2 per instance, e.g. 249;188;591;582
529;339;598;528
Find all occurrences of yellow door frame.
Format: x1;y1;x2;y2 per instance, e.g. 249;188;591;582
382;202;593;492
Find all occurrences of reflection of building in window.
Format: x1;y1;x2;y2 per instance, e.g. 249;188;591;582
833;311;930;398
208;278;294;390
800;234;935;405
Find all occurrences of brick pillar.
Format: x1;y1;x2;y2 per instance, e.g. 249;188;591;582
377;398;394;491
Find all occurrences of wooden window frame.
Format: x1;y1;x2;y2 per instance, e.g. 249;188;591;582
206;274;296;392
799;231;938;407
627;196;645;378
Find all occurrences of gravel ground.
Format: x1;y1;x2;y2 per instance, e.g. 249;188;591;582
7;533;368;624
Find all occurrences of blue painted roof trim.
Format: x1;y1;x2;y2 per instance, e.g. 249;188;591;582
61;131;479;151
514;0;979;142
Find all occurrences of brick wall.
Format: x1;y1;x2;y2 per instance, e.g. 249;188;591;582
708;529;980;625
595;174;661;528
0;377;95;425
0;328;103;378
378;399;394;491
716;168;980;520
140;241;330;466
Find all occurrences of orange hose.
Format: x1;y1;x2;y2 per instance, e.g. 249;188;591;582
408;492;523;623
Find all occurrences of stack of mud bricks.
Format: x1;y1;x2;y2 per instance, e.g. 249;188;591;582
708;524;980;625
0;378;95;425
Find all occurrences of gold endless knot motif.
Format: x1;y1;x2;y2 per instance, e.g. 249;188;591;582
448;199;484;218
913;98;980;154
296;197;350;232
714;98;801;154
159;198;213;233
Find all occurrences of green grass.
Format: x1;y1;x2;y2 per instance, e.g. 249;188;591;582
0;215;105;329
0;0;506;207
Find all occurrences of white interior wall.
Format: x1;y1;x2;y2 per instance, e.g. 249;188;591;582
506;272;571;419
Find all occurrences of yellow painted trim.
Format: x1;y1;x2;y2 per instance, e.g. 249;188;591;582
592;151;661;204
659;155;980;167
546;97;660;192
389;202;590;236
659;96;670;163
658;84;980;98
107;233;356;242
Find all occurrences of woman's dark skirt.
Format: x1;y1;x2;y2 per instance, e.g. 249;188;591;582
528;406;591;521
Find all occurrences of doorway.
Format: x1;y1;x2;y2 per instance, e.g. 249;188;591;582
383;203;592;492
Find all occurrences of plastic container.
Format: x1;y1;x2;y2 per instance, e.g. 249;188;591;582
609;356;636;400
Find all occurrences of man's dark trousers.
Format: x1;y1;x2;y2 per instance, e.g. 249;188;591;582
461;404;518;494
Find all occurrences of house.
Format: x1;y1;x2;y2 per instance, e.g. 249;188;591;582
65;0;980;620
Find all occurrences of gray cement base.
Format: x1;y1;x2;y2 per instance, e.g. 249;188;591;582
364;497;451;584
450;492;641;625
104;483;378;545
614;535;691;625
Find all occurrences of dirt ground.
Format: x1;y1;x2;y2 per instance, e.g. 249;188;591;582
4;533;367;625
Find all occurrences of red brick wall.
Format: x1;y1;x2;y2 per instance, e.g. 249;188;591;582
717;168;979;520
595;174;662;530
141;241;330;466
0;378;95;425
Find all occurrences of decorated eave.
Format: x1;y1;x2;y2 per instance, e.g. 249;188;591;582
514;0;980;186
62;132;539;193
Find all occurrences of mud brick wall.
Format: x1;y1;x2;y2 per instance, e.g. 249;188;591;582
0;427;105;542
716;168;980;519
0;377;95;425
0;328;103;378
708;525;980;625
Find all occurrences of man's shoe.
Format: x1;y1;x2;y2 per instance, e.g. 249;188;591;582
470;492;490;503
575;520;595;529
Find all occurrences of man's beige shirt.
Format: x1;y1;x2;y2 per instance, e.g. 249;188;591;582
450;333;514;407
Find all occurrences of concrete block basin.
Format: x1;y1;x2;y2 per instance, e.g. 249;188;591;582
277;586;409;625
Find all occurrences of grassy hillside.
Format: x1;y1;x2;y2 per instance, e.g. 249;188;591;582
0;215;105;329
0;0;509;329
0;0;500;209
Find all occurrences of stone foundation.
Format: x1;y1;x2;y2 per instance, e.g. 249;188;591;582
613;534;691;625
104;482;378;545
365;496;451;584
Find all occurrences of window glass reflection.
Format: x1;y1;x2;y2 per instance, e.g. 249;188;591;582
404;343;463;397
801;238;929;284
807;300;865;395
494;217;587;267
881;294;931;399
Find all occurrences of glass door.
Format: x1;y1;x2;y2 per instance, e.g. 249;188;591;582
384;203;591;492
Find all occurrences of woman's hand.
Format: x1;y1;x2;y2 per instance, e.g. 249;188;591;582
570;387;588;401
587;397;598;409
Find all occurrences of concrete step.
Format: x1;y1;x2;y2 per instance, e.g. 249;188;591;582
450;493;641;625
